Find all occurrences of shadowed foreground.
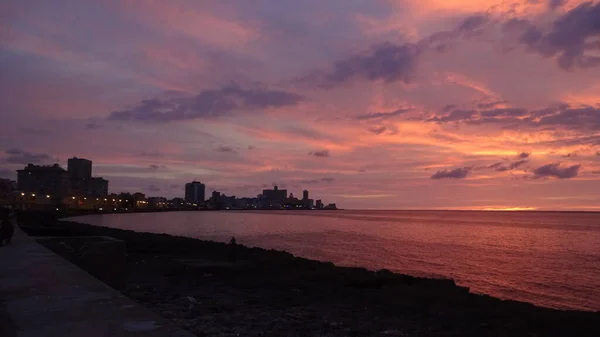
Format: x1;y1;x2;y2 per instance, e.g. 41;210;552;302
34;220;600;337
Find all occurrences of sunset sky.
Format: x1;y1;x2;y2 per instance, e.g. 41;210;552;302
1;0;600;210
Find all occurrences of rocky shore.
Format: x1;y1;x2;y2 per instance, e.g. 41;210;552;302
30;220;600;337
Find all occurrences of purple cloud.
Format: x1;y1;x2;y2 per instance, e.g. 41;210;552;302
423;104;600;132
356;108;411;120
146;184;161;192
548;0;566;10
367;126;388;135
149;165;167;171
503;2;600;69
431;167;471;179
216;146;237;154
310;42;421;87
109;83;303;122
309;149;330;158
300;177;335;184
532;163;581;179
489;159;529;172
1;148;55;165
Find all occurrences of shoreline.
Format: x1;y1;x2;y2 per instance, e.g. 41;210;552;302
23;219;600;336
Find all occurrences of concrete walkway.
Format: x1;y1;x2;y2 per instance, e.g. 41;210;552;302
0;224;195;337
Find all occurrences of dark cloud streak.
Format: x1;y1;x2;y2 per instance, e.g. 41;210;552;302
503;2;600;70
532;163;580;179
216;146;237;154
431;167;471;179
356;108;411;120
309;149;330;158
1;148;55;165
300;14;492;88
109;83;303;122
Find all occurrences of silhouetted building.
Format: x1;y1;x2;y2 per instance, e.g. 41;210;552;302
86;177;109;196
169;197;185;209
262;185;287;201
303;190;309;201
0;179;17;205
185;181;205;203
68;157;92;180
68;157;92;194
17;164;70;199
148;197;168;209
261;185;287;209
316;199;324;209
132;192;148;208
0;179;16;192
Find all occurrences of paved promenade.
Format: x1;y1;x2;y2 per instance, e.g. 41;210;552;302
0;224;195;337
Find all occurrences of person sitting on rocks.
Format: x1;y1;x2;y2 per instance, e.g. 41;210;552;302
229;236;237;245
0;210;15;246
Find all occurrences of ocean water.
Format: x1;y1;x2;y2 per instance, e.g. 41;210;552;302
68;210;600;311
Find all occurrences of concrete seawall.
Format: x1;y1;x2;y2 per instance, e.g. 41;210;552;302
0;225;195;337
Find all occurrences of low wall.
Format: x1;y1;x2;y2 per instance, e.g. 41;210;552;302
0;226;195;337
37;236;126;290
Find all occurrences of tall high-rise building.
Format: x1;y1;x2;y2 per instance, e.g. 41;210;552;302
185;181;205;203
303;190;309;201
66;157;109;196
67;157;92;180
17;164;70;199
68;157;92;194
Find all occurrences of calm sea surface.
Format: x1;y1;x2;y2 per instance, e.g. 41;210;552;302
68;210;600;311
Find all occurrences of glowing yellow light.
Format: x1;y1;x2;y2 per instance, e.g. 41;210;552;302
46;195;50;198
31;193;36;197
21;193;25;196
84;197;87;200
72;196;75;200
104;198;107;201
112;199;115;202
